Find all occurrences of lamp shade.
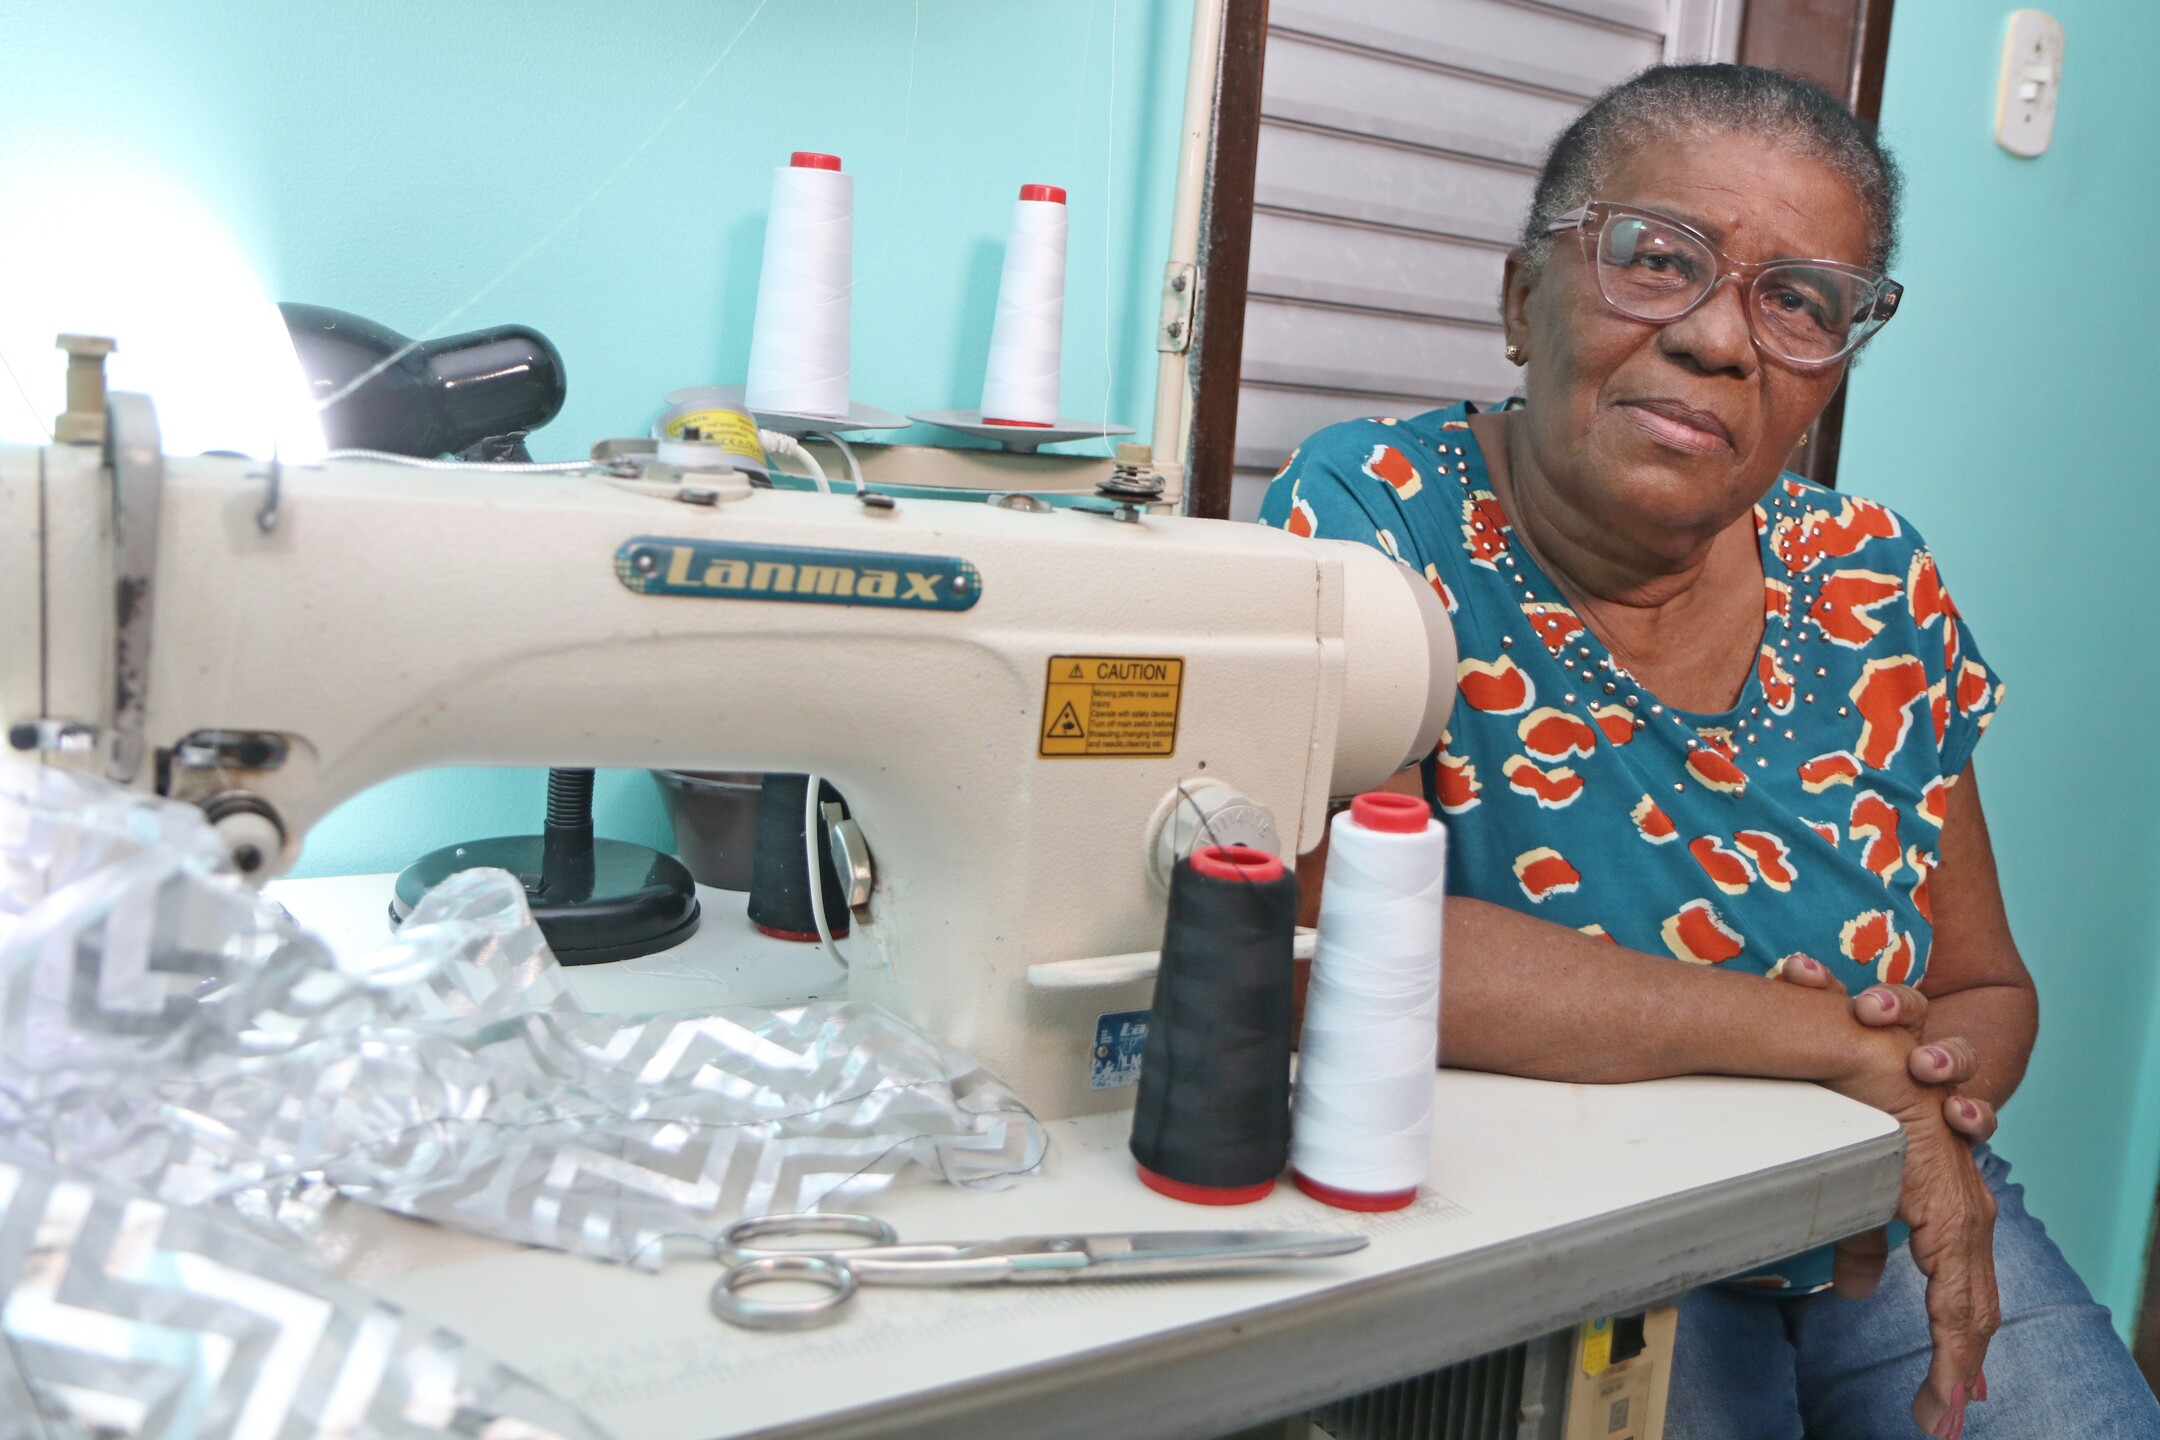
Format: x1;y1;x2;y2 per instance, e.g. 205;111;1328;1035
279;303;565;458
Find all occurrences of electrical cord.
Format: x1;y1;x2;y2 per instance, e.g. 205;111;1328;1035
758;429;830;492
804;777;843;965
816;430;865;492
766;430;847;962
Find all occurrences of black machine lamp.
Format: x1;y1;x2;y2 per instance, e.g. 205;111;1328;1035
279;303;567;461
280;303;700;963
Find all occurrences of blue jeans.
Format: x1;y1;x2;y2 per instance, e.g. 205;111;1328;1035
1667;1147;2160;1438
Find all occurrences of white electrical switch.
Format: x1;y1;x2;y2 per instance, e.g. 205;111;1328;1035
1996;9;2064;157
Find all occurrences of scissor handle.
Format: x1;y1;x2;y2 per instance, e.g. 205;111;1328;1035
718;1212;898;1266
710;1254;856;1330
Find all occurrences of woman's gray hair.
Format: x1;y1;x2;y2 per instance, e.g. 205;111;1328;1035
1522;64;1902;272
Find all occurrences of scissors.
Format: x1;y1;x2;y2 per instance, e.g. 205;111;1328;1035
709;1212;1369;1330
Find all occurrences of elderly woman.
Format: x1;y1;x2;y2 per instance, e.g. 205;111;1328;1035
1263;65;2158;1440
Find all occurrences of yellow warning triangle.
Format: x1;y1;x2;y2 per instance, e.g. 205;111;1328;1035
1048;701;1085;738
1066;662;1084;679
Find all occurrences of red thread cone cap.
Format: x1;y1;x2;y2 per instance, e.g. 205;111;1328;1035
1293;1170;1417;1212
1020;184;1067;203
791;151;841;170
1189;844;1286;883
1350;791;1430;833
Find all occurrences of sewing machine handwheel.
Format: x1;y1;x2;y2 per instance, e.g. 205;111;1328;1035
711;1254;857;1330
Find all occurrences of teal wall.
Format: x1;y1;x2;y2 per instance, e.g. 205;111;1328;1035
1841;2;2160;1331
1;0;1193;875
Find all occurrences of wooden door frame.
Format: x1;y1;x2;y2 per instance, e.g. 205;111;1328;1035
1180;0;1268;521
1736;0;1899;489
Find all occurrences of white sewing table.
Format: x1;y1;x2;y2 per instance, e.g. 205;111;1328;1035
268;874;1904;1440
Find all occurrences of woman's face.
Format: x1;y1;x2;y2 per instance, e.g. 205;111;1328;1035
1504;130;1875;554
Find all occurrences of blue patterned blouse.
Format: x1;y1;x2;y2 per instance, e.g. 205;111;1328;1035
1260;403;2003;1290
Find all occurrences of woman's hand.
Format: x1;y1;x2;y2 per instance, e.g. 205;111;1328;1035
1823;1023;1998;1437
1779;958;1995;1440
1772;955;1997;1141
1762;958;1995;1321
1773;956;1999;1434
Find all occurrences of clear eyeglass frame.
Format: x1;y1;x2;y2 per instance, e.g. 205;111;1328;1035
1544;201;1904;370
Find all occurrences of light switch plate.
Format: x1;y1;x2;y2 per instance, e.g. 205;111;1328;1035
1996;9;2065;157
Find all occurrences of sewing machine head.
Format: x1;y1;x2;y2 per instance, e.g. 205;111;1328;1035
1;389;1454;1119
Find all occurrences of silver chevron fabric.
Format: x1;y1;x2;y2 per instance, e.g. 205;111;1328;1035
0;760;1049;1434
0;1148;610;1440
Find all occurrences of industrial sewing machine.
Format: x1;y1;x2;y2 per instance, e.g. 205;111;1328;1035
1;362;1455;1119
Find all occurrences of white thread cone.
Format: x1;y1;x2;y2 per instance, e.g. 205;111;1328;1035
979;186;1067;426
1291;802;1445;1199
746;154;853;420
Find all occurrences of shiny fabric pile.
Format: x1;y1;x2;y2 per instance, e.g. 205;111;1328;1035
0;760;1046;1436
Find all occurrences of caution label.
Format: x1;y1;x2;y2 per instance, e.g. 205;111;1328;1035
1039;655;1184;758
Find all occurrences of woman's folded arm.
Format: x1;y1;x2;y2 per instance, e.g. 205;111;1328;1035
1438;893;1873;1085
1916;764;2038;1117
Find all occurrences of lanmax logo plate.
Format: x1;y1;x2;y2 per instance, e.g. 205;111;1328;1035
615;536;982;611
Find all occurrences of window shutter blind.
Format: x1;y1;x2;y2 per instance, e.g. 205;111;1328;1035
1231;0;1743;520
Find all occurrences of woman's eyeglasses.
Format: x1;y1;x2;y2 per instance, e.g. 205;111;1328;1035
1544;202;1902;369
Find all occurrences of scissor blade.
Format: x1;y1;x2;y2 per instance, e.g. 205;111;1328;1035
1070;1229;1367;1275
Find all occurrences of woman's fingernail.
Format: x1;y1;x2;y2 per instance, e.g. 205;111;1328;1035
1931;1411;1957;1440
1873;990;1897;1012
1924;1046;1951;1069
1959;1099;1981;1122
1975;1368;1988;1402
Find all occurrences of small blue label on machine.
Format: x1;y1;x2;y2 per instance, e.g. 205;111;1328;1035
1091;1010;1150;1090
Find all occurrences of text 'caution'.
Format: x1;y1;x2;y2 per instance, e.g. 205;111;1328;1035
1039;655;1185;758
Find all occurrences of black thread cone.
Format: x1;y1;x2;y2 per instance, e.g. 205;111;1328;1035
1129;851;1298;1193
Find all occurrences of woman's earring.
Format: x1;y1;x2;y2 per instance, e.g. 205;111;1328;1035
1504;343;1526;365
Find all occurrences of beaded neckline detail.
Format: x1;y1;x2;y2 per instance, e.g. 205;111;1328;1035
1449;431;1859;800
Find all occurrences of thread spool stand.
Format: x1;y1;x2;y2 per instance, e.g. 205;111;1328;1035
910;181;1133;452
692;384;905;438
906;410;1133;454
391;768;702;965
